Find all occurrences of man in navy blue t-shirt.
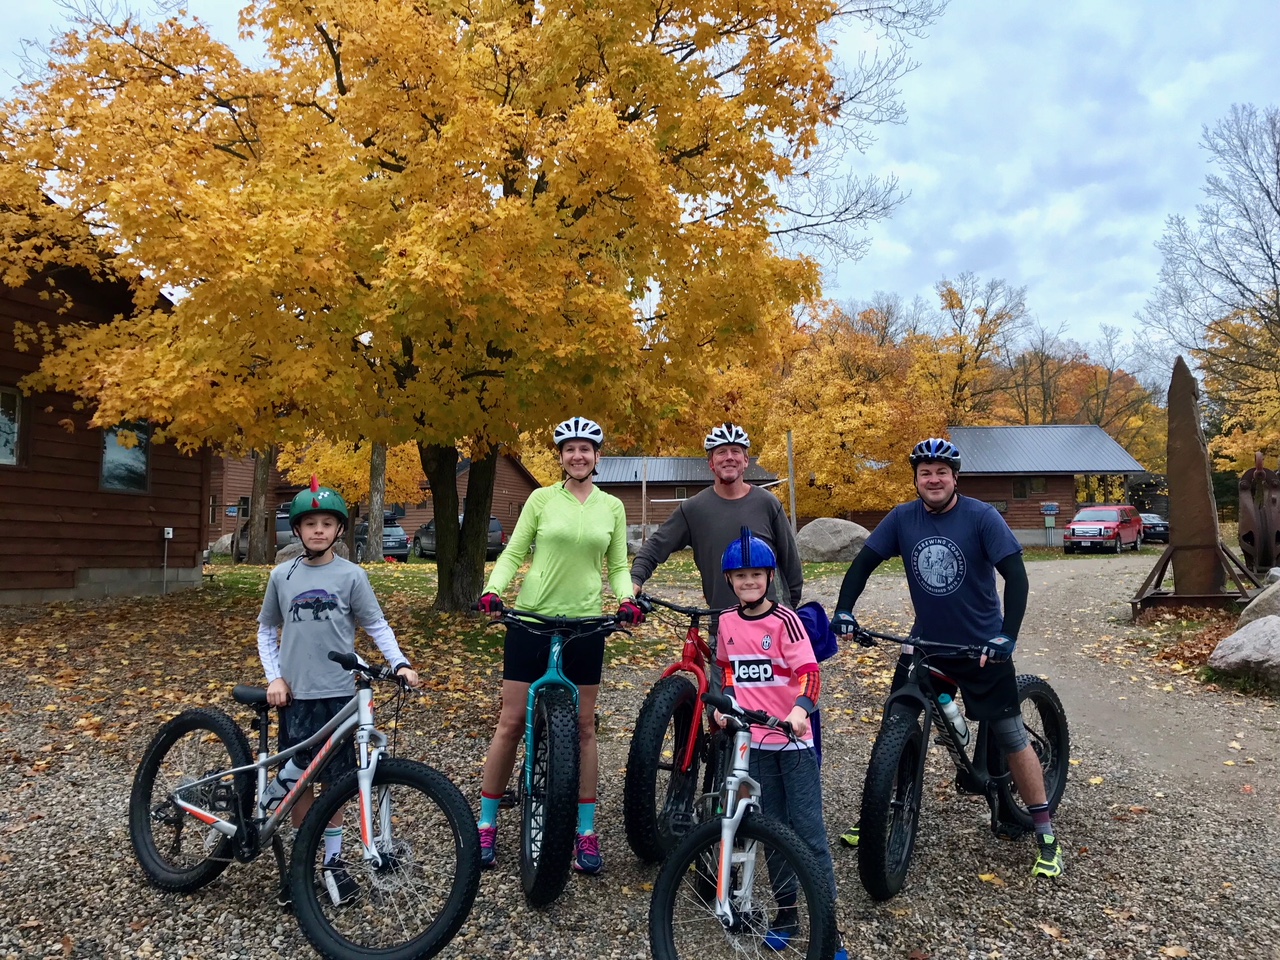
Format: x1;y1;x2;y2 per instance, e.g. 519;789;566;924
832;437;1063;879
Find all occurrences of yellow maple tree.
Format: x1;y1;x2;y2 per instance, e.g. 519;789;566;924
276;436;427;506
1;0;939;606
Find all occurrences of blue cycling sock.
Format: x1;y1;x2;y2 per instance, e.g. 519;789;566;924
577;799;596;836
479;791;503;828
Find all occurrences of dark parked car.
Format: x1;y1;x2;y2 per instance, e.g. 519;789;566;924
414;515;506;560
354;516;410;563
1140;513;1170;543
236;513;300;561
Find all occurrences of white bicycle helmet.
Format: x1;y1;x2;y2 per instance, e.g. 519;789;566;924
704;423;751;452
553;416;605;449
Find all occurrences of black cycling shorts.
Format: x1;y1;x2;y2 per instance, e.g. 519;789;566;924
279;695;357;785
893;653;1020;722
502;620;607;686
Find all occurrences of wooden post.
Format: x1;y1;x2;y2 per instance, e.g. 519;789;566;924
641;457;648;542
786;430;797;534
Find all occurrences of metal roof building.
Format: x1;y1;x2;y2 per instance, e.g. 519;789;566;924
949;425;1145;476
595;457;778;485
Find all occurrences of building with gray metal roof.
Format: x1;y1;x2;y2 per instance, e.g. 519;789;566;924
595;457;778;486
949;425;1145;476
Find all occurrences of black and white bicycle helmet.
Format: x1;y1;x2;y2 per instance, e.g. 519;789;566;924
553;416;605;449
909;437;961;471
704;423;751;452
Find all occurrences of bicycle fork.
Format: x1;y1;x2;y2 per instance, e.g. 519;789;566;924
713;733;762;931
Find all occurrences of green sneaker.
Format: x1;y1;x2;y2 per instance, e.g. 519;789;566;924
837;824;859;849
1032;834;1063;878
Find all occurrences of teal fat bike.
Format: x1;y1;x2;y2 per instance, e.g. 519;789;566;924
483;607;629;907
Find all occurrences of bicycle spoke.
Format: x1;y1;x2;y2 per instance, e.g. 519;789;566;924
294;762;478;956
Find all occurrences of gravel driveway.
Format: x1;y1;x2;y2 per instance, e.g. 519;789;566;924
1;555;1278;959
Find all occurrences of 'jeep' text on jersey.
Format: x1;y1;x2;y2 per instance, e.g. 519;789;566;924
716;603;818;749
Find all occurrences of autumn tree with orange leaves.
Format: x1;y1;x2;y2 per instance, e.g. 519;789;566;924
0;0;943;607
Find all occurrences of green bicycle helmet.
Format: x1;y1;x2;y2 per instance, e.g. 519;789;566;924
288;476;349;528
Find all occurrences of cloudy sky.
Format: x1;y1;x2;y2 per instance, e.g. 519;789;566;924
1;2;1277;347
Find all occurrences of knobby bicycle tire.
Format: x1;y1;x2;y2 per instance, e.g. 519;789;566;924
991;676;1071;831
520;685;580;907
649;811;838;960
290;758;481;960
623;674;702;863
128;707;255;893
859;704;925;902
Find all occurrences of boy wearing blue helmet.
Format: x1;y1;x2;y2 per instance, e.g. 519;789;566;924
715;527;846;960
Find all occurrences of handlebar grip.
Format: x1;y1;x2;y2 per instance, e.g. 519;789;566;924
328;650;360;670
701;691;736;715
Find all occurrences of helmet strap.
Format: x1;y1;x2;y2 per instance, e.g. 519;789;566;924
294;519;345;560
918;487;959;514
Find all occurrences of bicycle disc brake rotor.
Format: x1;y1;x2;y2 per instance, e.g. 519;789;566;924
366;839;416;894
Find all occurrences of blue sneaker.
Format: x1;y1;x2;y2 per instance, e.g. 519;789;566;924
573;832;603;874
478;824;498;869
835;948;849;960
763;908;798;951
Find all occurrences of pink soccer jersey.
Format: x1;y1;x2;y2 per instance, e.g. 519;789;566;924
716;604;819;749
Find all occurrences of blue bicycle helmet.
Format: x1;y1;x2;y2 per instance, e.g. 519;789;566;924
721;526;777;572
909;437;961;472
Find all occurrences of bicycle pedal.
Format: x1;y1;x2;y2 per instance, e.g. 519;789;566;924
992;821;1032;841
499;789;518;809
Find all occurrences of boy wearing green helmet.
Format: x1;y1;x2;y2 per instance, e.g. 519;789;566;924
257;476;421;906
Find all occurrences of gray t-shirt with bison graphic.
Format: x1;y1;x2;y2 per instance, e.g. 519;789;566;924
258;556;385;698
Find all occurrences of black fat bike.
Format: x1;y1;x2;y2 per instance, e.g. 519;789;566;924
855;628;1070;902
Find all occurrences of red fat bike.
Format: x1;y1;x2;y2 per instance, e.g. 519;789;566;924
622;594;733;864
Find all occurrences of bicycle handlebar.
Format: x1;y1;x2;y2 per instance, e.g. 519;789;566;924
327;650;410;684
855;628;983;659
475;605;628;635
702;691;794;736
637;593;717;618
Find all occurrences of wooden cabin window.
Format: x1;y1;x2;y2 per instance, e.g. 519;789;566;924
0;388;18;466
675;487;688;500
1012;477;1048;499
101;422;151;492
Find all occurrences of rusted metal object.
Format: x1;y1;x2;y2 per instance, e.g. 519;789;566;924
1239;451;1280;572
1132;357;1261;617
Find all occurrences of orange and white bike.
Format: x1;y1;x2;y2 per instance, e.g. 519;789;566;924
128;651;480;960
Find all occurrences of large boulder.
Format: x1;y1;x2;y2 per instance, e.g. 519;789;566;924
796;518;870;563
275;540;351;563
1209;615;1280;685
1238;578;1280;628
626;524;661;557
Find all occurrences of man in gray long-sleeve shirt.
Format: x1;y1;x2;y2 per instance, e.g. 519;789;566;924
630;423;803;612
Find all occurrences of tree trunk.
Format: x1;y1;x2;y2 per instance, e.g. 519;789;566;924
419;441;499;611
367;441;387;563
248;447;275;564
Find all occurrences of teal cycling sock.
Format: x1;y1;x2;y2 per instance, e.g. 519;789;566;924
479;791;503;828
323;827;343;861
577;799;597;836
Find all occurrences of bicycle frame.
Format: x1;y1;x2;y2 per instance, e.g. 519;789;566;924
169;680;393;867
644;596;717;779
871;635;1009;819
522;629;579;796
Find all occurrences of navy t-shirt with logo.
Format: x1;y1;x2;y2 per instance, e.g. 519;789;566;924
864;496;1022;647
